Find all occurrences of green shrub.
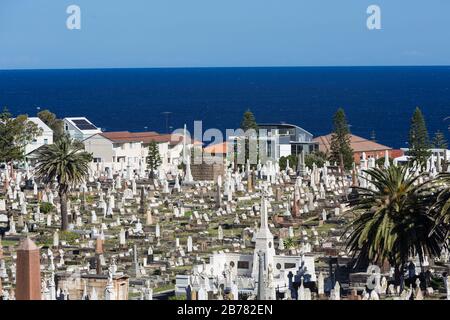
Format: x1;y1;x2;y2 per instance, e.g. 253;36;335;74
40;202;54;214
279;155;297;171
305;151;327;169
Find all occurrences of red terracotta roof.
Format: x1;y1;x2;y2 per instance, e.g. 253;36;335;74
100;131;158;142
390;149;405;158
98;131;202;146
313;134;392;153
204;142;229;154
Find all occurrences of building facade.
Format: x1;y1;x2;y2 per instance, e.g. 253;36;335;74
83;131;194;175
25;117;53;155
258;123;318;158
314;133;395;164
63;117;102;141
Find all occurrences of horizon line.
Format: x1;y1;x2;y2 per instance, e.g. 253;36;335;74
1;64;450;72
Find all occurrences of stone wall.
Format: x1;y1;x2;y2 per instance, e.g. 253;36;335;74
57;274;129;300
191;163;225;182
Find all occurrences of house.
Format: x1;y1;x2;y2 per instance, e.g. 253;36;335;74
203;141;230;164
313;133;395;164
63;117;102;141
83;131;167;173
25;117;54;155
257;123;318;158
83;131;196;174
394;148;449;166
225;123;318;164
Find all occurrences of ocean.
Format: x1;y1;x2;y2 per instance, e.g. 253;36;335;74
0;66;449;149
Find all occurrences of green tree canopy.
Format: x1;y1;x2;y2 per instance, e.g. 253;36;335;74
35;136;92;230
0;107;42;163
408;107;431;165
429;173;450;238
240;109;258;132
432;130;448;149
305;151;327;169
38;109;64;141
147;141;162;178
238;110;259;166
345;166;447;287
279;155;297;171
329;108;353;170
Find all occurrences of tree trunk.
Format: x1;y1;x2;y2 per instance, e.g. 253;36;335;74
59;190;69;231
149;169;155;182
339;153;345;175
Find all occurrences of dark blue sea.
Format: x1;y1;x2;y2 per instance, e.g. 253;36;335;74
0;66;449;149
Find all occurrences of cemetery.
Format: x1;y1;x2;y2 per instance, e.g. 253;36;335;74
0;109;449;301
0;140;449;300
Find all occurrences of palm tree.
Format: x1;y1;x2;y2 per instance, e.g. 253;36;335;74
35;136;92;230
429;172;450;237
345;165;446;289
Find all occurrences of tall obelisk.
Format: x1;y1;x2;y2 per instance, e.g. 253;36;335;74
16;237;41;300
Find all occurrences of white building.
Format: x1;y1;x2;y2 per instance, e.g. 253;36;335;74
226;123;318;165
258;123;318;158
83;131;190;175
63;117;102;141
175;197;316;299
25;117;53;155
394;148;450;166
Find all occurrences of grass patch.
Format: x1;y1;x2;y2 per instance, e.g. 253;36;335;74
1;239;18;247
154;283;175;293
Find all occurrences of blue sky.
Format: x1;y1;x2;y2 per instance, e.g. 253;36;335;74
1;0;449;69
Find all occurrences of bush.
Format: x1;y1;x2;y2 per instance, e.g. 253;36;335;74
375;157;393;167
305;151;327;169
40;202;54;214
279;155;297;171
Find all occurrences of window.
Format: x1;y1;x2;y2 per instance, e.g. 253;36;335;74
284;263;296;269
276;263;282;270
237;261;249;269
229;261;235;268
267;140;272;157
291;144;296;155
44;139;48;145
